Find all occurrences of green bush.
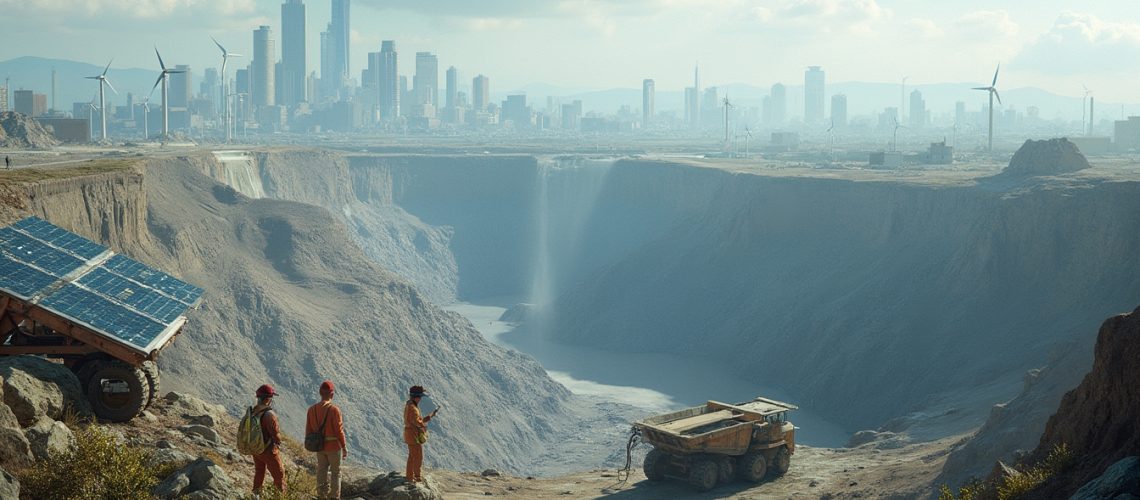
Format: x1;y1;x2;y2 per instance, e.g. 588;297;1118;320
996;443;1074;500
18;425;161;500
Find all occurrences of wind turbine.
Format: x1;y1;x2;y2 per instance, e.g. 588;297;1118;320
212;37;242;143
85;60;117;141
891;117;907;152
744;125;753;157
140;95;152;140
972;64;1001;151
1081;85;1090;134
229;92;248;140
722;95;733;147
151;48;185;140
87;98;99;141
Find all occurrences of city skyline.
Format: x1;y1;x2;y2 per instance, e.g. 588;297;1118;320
1;2;1139;102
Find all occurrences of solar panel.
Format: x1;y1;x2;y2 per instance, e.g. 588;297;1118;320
0;217;203;354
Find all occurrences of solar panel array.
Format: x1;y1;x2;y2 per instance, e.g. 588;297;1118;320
0;217;203;353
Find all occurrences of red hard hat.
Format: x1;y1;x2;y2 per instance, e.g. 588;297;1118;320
320;380;335;394
256;384;278;398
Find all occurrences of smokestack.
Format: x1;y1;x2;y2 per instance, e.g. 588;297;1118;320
1088;97;1094;136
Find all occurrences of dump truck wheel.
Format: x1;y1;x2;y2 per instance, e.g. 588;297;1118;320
689;459;719;492
86;360;149;422
643;448;667;481
770;447;791;476
716;456;736;483
141;361;160;410
72;354;111;389
738;452;768;482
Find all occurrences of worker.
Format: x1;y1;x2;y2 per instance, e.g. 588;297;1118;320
252;384;287;496
306;380;347;499
403;385;439;484
4;156;10;169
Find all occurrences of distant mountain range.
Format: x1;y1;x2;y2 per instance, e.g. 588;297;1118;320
4;56;1137;122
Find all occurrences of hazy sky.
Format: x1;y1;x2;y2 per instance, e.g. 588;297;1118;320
2;0;1139;100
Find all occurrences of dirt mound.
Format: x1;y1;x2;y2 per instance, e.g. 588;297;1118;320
0;112;58;149
1003;138;1090;176
1025;305;1140;496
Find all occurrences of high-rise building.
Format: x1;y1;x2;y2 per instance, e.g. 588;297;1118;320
0;80;8;113
642;79;655;126
201;68;219;108
561;100;582;130
831;94;847;128
770;83;787;125
502;94;529;127
281;0;307;106
413;52;438;108
169;65;192;108
379;41;399;121
252;26;275;107
909;90;926;129
472;74;489;112
445;66;457;110
955;101;966;128
327;0;350;99
399;75;409;114
805;66;825;124
685;87;698;128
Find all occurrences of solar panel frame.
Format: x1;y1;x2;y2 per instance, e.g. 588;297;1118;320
0;217;203;356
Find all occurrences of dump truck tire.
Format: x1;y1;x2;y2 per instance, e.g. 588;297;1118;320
72;354;111;389
689;459;719;492
141;361;160;410
770;447;791;476
86;360;149;422
716;455;736;483
643;448;667;481
738;452;768;482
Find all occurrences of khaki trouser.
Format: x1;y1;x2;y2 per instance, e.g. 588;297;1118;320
316;449;342;499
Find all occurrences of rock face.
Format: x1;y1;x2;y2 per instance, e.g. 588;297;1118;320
0;111;58;149
1027;305;1140;496
1071;456;1140;500
0;357;92;426
153;458;238;499
0;468;19;499
1003;138;1091;176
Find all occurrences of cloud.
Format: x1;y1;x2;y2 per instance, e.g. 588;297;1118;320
906;18;945;39
954;10;1020;40
1014;12;1140;74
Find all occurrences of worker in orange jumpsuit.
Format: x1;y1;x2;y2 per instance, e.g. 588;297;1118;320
252;384;287;495
403;385;438;483
307;380;348;499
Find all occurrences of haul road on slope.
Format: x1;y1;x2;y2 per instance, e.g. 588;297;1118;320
634;397;797;491
0;217;203;422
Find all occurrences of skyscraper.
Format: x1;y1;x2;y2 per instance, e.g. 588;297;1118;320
253;26;275;107
909;90;926;129
414;52;438;107
379;41;399;121
446;66;458;111
281;0;306;107
642;79;655;126
328;0;350;99
472;75;489;112
770;83;787;125
169;65;192;109
831;94;847;128
805;66;825;124
685;87;698;128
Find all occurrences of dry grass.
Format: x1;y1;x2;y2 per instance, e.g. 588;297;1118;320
0;158;138;185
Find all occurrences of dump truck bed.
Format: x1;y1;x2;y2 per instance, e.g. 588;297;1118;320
635;397;798;455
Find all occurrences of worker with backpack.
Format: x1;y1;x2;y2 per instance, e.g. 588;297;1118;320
238;384;287;496
306;380;347;499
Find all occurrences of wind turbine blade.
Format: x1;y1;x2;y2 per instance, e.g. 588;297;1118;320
212;36;227;55
229;53;244;58
169;70;187;74
102;59;113;77
972;87;990;91
152;74;164;93
993;89;1002;106
992;64;1000;87
85;76;100;80
104;78;117;95
155;47;167;71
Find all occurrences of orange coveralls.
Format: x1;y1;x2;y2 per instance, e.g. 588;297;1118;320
254;405;286;494
403;400;433;482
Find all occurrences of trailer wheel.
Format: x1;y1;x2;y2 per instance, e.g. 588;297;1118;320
770;447;791;476
86;360;149;422
141;361;160;410
688;459;719;492
716;456;736;483
738;452;768;482
643;448;667;481
72;354;111;389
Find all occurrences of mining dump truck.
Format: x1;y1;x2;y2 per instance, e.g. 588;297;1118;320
635;397;797;491
0;217;203;422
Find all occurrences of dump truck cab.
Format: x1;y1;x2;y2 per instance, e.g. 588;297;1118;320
635;397;797;491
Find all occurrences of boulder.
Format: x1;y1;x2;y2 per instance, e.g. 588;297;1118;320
153;458;238;500
0;406;18;433
1072;456;1140;500
0;428;32;467
0;468;19;500
24;417;75;461
1003;138;1090;176
179;424;220;444
150;448;196;468
362;472;444;500
162;393;229;424
0;357;92;426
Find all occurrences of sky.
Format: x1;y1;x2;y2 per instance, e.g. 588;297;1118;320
2;0;1140;101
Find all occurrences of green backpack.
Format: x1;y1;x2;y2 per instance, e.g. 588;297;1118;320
237;407;271;455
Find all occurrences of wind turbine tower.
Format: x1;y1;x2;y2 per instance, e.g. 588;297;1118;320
212;37;242;143
85;60;117;141
151;49;185;140
972;64;1002;151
